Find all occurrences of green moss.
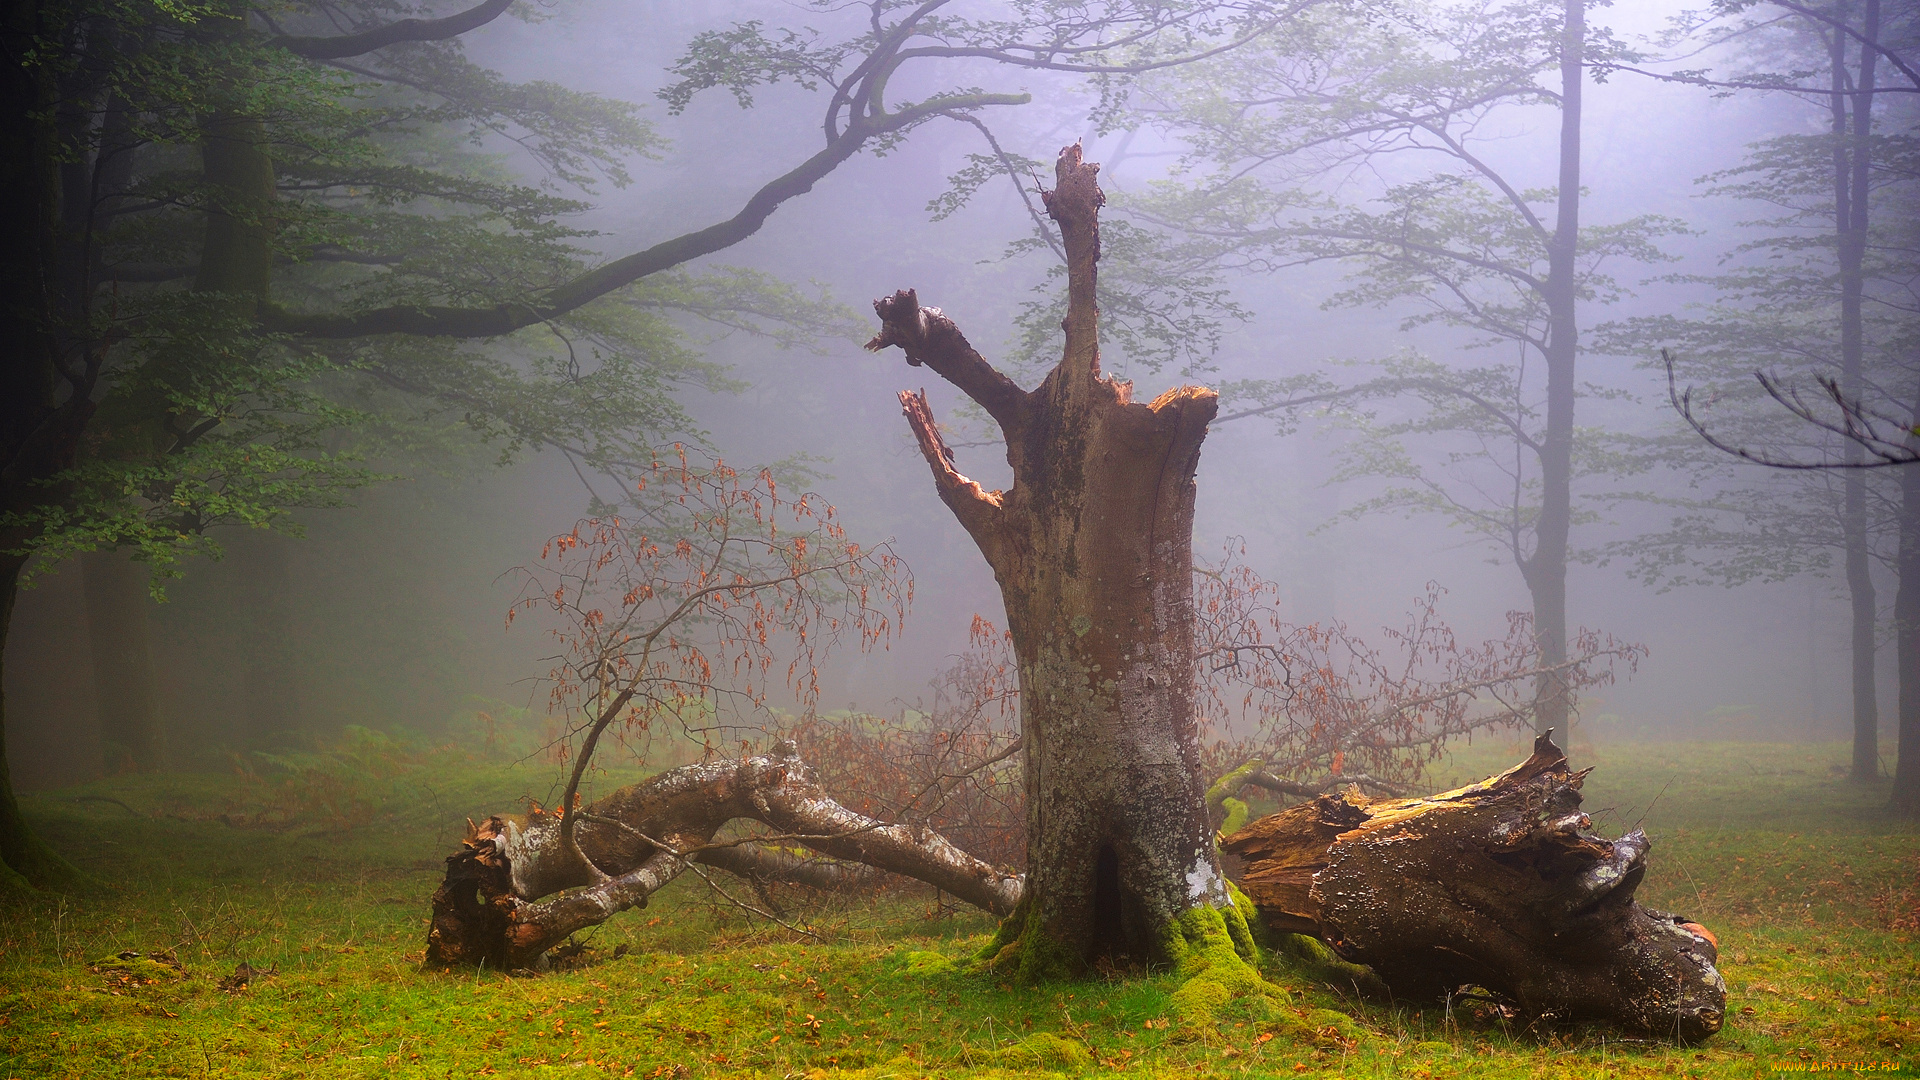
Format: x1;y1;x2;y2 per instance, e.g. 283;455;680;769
976;892;1028;964
1162;899;1292;1038
979;1031;1093;1068
975;893;1082;983
1222;878;1262;960
1270;930;1389;997
90;955;188;982
902;949;955;975
1217;796;1250;837
1206;759;1264;839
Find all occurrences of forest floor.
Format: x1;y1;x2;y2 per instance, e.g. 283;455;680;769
0;737;1914;1079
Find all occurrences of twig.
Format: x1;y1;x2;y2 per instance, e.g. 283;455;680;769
71;795;139;815
1664;349;1920;470
629;827;822;941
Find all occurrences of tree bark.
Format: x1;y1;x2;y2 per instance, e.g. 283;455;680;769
1835;3;1883;781
1223;734;1727;1041
193;105;276;303
1526;0;1583;740
231;529;301;744
80;550;165;770
1893;388;1920;815
0;0;92;892
0;554;90;892
425;742;1021;969
869;145;1239;979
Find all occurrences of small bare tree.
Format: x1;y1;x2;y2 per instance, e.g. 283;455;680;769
427;454;1022;968
507;449;909;884
1191;541;1645;827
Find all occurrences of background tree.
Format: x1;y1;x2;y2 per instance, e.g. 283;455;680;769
1101;0;1679;738
1613;0;1920;805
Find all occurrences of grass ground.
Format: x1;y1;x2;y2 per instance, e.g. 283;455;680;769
0;738;1914;1079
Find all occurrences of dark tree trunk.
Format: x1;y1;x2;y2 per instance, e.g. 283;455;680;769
869;146;1243;979
0;0;91;891
426;742;1021;969
0;555;89;891
1526;0;1583;740
1846;511;1879;778
194;82;306;744
81;550;165;771
1223;734;1727;1041
193;106;276;302
231;529;301;743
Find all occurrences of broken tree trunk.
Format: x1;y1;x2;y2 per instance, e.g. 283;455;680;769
1221;734;1726;1041
426;741;1021;970
869;144;1233;979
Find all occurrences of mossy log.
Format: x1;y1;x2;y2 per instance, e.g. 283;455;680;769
426;741;1022;970
1221;734;1726;1041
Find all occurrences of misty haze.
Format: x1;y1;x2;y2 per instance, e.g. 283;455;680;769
0;0;1914;1076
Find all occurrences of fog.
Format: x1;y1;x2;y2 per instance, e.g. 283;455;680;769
6;0;1903;789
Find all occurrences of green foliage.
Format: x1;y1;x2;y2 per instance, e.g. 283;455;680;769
4;0;869;591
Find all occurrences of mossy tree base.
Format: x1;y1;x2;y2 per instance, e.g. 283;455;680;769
976;878;1325;1045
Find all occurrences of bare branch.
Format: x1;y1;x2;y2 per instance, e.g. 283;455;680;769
897;389;1006;552
866;289;1026;428
1664;349;1920;469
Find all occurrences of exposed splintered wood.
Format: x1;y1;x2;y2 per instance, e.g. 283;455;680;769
426;742;1021;970
1222;734;1726;1041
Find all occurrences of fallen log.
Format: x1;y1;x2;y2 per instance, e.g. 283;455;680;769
1221;734;1726;1041
426;741;1023;970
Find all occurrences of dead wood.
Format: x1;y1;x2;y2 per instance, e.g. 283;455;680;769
426;741;1021;969
1221;733;1726;1041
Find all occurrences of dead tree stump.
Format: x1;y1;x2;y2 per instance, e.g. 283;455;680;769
1222;734;1725;1041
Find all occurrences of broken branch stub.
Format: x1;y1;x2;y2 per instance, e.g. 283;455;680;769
426;742;1022;970
1221;733;1726;1041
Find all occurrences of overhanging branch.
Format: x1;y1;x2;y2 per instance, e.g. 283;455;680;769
261;93;1027;340
269;0;516;60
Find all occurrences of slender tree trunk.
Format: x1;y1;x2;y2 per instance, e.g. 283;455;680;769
1893;388;1920;814
1835;2;1883;781
193;106;276;301
80;550;165;770
872;146;1252;979
1529;0;1584;739
196;56;303;745
1845;502;1879;779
